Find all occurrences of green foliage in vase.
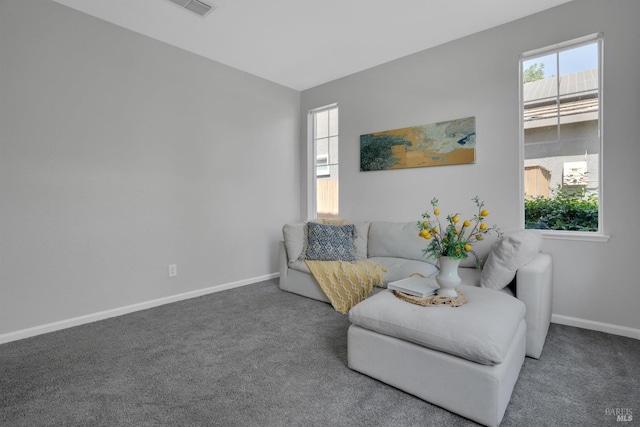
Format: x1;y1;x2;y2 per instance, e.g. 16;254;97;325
417;196;501;268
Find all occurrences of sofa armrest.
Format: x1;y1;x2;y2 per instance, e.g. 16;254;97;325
515;252;553;359
279;241;289;286
279;240;331;302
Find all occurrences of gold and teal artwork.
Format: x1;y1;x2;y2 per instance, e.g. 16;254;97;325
360;116;476;171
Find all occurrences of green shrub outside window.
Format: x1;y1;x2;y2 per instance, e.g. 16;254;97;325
525;186;598;232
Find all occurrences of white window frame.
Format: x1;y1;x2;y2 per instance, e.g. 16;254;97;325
307;103;338;220
518;33;609;242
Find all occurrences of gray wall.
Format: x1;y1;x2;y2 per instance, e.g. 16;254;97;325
0;0;301;335
301;0;640;334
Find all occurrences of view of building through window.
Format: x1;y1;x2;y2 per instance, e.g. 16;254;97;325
312;105;339;218
522;36;601;232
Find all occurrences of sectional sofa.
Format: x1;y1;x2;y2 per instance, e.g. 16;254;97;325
279;220;553;359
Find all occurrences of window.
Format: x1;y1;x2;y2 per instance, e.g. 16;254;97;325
316;154;330;178
309;104;339;219
520;34;603;235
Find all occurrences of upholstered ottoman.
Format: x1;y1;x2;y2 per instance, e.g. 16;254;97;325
347;285;526;427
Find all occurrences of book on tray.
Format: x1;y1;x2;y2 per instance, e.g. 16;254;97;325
388;275;438;298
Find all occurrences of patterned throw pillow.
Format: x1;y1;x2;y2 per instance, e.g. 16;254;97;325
305;222;357;261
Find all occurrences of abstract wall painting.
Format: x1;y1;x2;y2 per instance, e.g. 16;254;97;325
360;116;476;171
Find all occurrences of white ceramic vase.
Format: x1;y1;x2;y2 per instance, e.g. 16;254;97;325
436;256;462;298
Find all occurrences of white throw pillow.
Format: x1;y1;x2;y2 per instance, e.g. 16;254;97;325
480;229;543;290
282;222;306;263
351;221;370;259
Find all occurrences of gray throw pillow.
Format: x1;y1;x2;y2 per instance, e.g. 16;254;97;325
305;222;357;261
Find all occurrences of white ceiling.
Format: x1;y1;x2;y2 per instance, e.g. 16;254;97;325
52;0;572;91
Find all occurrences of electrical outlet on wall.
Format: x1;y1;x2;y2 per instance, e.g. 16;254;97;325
168;264;177;278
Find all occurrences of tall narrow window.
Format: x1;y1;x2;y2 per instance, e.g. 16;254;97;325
310;105;339;219
521;34;602;234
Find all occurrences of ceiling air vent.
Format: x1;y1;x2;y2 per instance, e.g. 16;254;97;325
167;0;214;17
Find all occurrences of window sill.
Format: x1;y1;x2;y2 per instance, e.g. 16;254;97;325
539;230;610;242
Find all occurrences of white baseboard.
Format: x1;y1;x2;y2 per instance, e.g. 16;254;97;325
552;314;640;340
0;273;279;345
5;281;638;346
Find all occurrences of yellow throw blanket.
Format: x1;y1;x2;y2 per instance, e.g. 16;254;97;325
305;259;387;314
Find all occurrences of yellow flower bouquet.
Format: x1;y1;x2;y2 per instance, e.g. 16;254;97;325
417;196;501;268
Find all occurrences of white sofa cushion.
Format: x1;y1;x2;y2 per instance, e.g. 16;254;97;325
368;257;438;285
348;285;526;365
481;230;543;290
368;221;435;264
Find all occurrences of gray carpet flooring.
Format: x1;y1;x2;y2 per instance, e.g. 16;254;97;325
1;279;638;426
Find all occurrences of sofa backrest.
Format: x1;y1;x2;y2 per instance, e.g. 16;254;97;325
282;221;370;263
459;232;495;268
284;219;498;269
368;221;437;266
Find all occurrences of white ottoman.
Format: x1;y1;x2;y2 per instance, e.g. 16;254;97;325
347;285;526;427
